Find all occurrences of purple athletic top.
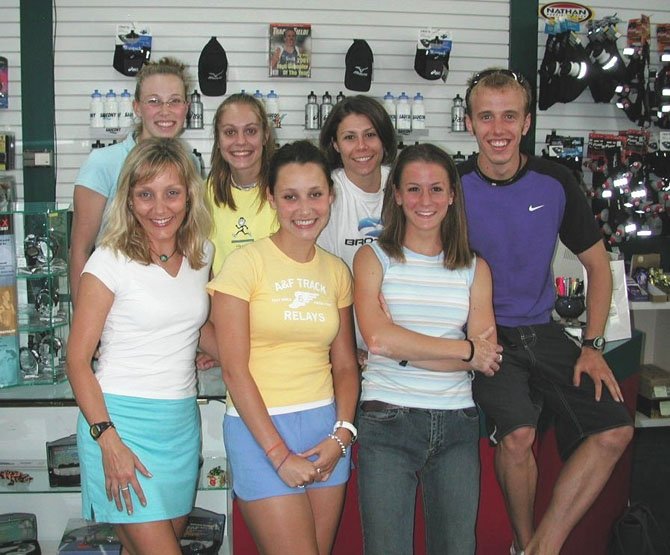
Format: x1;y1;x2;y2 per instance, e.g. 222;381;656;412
459;156;601;327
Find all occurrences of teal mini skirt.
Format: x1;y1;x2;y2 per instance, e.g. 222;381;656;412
77;393;200;523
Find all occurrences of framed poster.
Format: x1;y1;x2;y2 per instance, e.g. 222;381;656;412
269;23;311;78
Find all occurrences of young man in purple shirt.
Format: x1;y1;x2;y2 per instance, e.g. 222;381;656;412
458;68;633;555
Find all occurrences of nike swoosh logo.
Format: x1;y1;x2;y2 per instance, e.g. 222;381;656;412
528;204;544;212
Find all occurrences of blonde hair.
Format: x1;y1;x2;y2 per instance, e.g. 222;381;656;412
134;57;190;137
100;138;212;269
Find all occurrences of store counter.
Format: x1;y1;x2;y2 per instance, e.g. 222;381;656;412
233;333;642;555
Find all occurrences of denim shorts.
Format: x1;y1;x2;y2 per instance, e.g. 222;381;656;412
223;403;351;501
473;322;632;459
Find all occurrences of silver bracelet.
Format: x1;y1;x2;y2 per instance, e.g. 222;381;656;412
328;433;347;458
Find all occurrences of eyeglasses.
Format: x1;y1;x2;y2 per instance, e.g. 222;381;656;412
141;97;187;109
465;69;527;106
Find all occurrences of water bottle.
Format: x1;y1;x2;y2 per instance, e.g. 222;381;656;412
188;90;204;129
451;94;466;132
336;91;346;104
118;89;134;128
320;91;333;127
193;148;206;179
411;93;426;130
383;92;396;129
264;90;280;128
253;89;264;102
396;92;412;132
103;89;119;128
89;89;104;128
305;91;319;130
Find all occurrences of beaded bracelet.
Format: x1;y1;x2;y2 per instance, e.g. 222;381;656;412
328;433;347;458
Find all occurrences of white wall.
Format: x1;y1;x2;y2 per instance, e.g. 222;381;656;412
52;0;511;204
0;1;22;199
6;1;670;205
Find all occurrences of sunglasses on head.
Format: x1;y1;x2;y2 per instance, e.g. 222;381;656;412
465;69;527;106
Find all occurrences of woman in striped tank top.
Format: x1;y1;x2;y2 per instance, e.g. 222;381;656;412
353;143;502;555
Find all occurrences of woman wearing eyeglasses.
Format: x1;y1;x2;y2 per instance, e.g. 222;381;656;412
70;57;191;303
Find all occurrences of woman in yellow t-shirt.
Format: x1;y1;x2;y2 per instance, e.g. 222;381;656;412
208;141;359;555
207;93;279;276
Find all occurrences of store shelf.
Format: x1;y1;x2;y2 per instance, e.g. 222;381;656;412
630;300;670;311
0;456;228;495
0;367;226;406
635;411;670;428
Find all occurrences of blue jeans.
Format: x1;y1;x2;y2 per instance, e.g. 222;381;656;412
357;403;480;555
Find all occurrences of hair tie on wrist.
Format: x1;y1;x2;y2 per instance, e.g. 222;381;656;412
462;339;474;362
399;360;408;367
265;440;284;457
275;451;291;472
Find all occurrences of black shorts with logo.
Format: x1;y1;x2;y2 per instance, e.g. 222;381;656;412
473;321;632;460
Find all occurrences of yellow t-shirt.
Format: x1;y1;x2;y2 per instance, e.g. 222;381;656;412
207;237;353;411
207;182;279;276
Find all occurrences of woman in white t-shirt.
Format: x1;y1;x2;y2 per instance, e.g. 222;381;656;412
67;138;217;554
317;94;397;272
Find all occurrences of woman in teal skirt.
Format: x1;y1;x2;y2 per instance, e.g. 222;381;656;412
67;138;217;554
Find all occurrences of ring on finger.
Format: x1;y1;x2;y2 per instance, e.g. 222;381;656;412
120;485;130;491
316;467;322;474
297;484;305;488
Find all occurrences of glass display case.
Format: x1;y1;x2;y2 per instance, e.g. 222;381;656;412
0;202;71;387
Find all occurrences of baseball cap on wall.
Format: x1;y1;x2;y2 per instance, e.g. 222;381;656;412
199;37;228;96
345;40;373;92
414;49;447;81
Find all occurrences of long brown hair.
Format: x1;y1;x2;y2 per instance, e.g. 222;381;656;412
208;93;275;211
378;143;473;270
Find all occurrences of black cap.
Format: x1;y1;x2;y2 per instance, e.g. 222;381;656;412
414;48;447;81
199;37;228;96
345;40;373;92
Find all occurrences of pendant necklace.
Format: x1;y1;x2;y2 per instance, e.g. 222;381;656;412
150;247;178;263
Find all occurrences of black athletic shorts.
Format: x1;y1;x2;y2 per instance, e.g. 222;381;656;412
473;321;632;460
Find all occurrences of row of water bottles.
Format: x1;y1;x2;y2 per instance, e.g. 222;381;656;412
305;91;346;130
383;92;426;132
90;89;134;129
247;89;283;128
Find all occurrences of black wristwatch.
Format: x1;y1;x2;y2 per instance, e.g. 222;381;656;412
582;336;606;352
89;421;115;440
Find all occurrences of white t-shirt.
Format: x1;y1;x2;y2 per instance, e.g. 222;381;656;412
83;244;213;399
317;166;390;271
